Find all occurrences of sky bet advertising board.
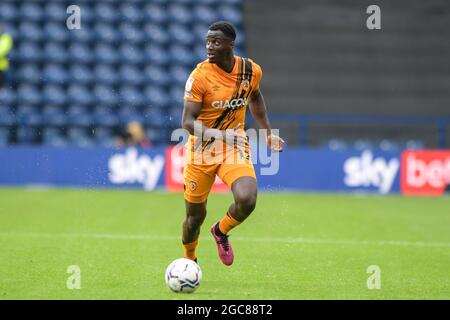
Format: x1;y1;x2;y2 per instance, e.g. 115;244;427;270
0;146;448;196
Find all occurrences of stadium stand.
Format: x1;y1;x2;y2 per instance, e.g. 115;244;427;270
0;0;244;147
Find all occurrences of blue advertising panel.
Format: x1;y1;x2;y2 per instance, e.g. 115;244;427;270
0;147;401;193
0;147;166;190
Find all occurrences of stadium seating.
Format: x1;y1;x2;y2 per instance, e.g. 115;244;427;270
0;0;245;146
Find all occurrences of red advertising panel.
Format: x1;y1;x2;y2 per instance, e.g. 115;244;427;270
165;145;229;192
401;150;450;196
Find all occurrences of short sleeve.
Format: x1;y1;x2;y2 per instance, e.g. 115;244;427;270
252;62;263;92
184;71;206;103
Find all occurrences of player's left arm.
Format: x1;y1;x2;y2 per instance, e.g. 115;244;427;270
249;89;285;152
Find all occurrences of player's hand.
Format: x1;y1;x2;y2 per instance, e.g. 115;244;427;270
266;133;285;152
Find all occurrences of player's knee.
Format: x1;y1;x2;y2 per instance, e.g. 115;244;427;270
185;214;205;229
235;190;257;215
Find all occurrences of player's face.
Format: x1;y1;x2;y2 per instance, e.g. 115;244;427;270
206;30;233;64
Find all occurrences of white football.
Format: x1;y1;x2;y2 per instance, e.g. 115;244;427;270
165;258;202;293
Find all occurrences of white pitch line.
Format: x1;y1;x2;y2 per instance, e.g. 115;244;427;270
0;232;450;249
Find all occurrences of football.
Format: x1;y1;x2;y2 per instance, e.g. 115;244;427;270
165;258;202;293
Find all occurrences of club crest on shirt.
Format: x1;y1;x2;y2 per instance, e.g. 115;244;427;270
241;79;250;90
189;181;197;191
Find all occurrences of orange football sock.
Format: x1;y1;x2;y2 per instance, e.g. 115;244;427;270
183;239;198;261
218;211;241;235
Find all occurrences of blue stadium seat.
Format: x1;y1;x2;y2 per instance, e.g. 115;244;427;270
168;65;190;86
17;42;42;63
119;65;144;86
168;106;183;129
120;3;144;24
67;85;94;106
94;23;121;44
168;24;195;46
69;43;94;64
93;107;119;127
326;139;349;151
169;86;185;106
43;85;68;106
19;22;44;42
405;140;425;149
119;44;145;65
43;108;68;127
15;63;42;84
94;65;119;86
143;24;170;46
193;24;209;43
45;3;67;22
93;127;115;147
0;87;16;106
2;22;18;40
146;128;166;146
93;127;113;139
93;85;119;106
194;44;207;63
95;44;120;65
379;139;400;151
75;4;95;24
17;126;38;144
192;5;219;25
0;106;15;127
119;23;145;44
18;111;43;128
119;86;145;107
144;44;170;66
218;5;242;26
168;4;193;25
45;22;69;43
44;42;68;64
0;2;18;22
169;45;196;66
42;127;67;147
354;139;374;151
117;106;143;124
20;2;44;22
143;4;168;25
70;26;95;44
0;128;10;146
16;85;42;106
142;108;166;128
68;113;93;128
70;64;94;85
95;3;119;23
42;64;69;85
143;86;170;108
67;127;95;147
143;65;170;87
197;0;221;4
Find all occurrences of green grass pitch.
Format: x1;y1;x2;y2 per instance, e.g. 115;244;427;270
0;187;449;299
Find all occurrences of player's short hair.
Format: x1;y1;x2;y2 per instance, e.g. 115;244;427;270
208;21;236;41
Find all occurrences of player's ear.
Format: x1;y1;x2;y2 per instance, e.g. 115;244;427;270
229;40;235;49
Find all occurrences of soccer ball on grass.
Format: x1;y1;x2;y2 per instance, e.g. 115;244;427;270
165;258;202;293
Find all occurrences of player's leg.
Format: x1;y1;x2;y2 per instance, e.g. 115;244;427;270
212;176;257;239
212;158;257;265
182;163;216;261
182;200;207;261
